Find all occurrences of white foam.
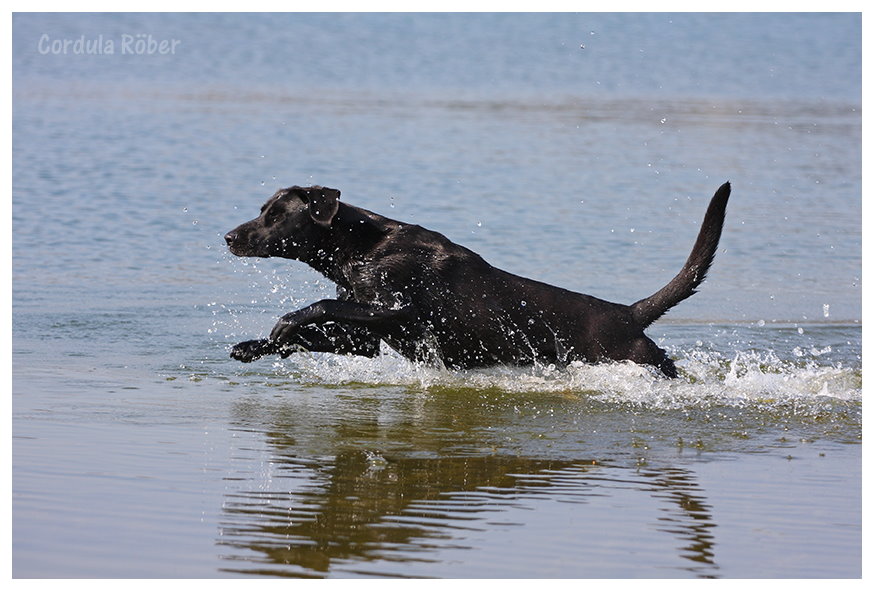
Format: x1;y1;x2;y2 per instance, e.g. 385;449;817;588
268;345;861;411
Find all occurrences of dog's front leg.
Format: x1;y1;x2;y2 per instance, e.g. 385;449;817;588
230;338;280;362
230;322;381;363
270;299;419;346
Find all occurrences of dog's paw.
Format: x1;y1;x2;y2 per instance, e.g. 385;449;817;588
230;339;273;363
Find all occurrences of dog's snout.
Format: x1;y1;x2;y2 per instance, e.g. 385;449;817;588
225;227;255;257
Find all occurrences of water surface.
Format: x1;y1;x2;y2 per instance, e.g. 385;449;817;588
12;13;861;578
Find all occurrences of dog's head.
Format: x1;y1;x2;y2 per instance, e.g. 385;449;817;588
225;185;340;259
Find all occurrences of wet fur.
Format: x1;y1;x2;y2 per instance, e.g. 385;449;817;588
225;183;730;377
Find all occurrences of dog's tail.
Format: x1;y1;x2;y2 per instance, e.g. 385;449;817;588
630;182;731;328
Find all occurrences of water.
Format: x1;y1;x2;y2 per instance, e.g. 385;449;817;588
12;13;861;578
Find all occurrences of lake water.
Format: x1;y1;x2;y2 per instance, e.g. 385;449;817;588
11;13;862;578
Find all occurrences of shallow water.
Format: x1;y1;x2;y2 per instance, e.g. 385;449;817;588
12;13;861;578
12;326;862;578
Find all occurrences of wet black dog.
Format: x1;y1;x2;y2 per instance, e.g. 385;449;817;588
225;182;730;377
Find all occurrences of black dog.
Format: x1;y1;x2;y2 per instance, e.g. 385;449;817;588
225;182;730;377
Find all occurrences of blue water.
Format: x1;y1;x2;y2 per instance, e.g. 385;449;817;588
12;13;861;578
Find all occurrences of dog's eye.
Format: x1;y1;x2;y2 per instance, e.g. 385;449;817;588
263;205;281;226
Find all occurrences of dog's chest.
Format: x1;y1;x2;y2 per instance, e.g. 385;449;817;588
340;260;410;309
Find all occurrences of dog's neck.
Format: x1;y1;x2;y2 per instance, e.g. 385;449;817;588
298;204;389;287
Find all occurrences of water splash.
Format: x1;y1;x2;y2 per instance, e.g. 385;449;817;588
266;344;860;412
215;252;860;416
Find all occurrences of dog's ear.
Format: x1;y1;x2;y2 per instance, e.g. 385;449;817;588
304;186;340;227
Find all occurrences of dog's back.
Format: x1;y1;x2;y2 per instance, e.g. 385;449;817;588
343;213;660;370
